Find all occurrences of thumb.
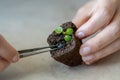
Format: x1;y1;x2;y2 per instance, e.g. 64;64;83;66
0;34;19;63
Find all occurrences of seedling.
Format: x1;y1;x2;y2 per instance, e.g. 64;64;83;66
55;26;74;42
64;35;72;42
55;26;63;34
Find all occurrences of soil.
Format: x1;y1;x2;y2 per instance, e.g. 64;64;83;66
47;22;83;67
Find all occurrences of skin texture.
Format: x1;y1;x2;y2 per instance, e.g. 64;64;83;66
72;0;120;64
0;35;19;72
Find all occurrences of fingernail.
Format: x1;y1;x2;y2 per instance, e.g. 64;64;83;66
82;55;94;62
80;46;90;56
76;32;85;38
12;55;19;62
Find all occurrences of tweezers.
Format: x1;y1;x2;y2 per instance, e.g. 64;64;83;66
18;45;58;58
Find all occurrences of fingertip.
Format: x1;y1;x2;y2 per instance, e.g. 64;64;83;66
0;34;20;63
11;50;20;63
82;58;93;65
76;31;85;39
82;57;91;65
85;62;92;65
79;45;91;56
12;53;20;63
6;49;20;63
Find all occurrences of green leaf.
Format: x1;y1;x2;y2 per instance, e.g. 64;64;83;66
64;35;72;42
65;28;73;35
55;26;63;34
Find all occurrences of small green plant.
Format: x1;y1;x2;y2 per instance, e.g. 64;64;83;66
55;26;74;42
55;26;63;34
64;35;72;42
65;28;73;35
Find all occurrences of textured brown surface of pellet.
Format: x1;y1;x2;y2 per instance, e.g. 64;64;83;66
47;22;83;67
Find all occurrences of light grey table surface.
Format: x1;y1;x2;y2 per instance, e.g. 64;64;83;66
0;0;120;80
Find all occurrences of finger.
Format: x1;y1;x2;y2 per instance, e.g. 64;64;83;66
72;1;95;28
80;8;120;56
82;37;120;64
76;1;117;39
0;35;19;63
0;58;10;72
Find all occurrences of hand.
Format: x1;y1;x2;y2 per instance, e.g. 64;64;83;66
0;35;19;72
72;0;120;64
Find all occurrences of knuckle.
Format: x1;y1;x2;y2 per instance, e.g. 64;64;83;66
89;39;103;52
103;8;111;21
85;40;102;53
99;1;116;23
95;40;103;50
111;23;120;37
100;2;114;20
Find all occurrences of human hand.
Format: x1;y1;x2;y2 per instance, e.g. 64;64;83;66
72;0;120;64
0;35;19;72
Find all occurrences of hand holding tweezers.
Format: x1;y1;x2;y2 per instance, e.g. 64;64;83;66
18;45;57;58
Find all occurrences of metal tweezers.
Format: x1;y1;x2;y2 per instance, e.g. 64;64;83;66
18;45;57;58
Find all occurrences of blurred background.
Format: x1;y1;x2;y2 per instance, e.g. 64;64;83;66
0;0;120;80
0;0;88;50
